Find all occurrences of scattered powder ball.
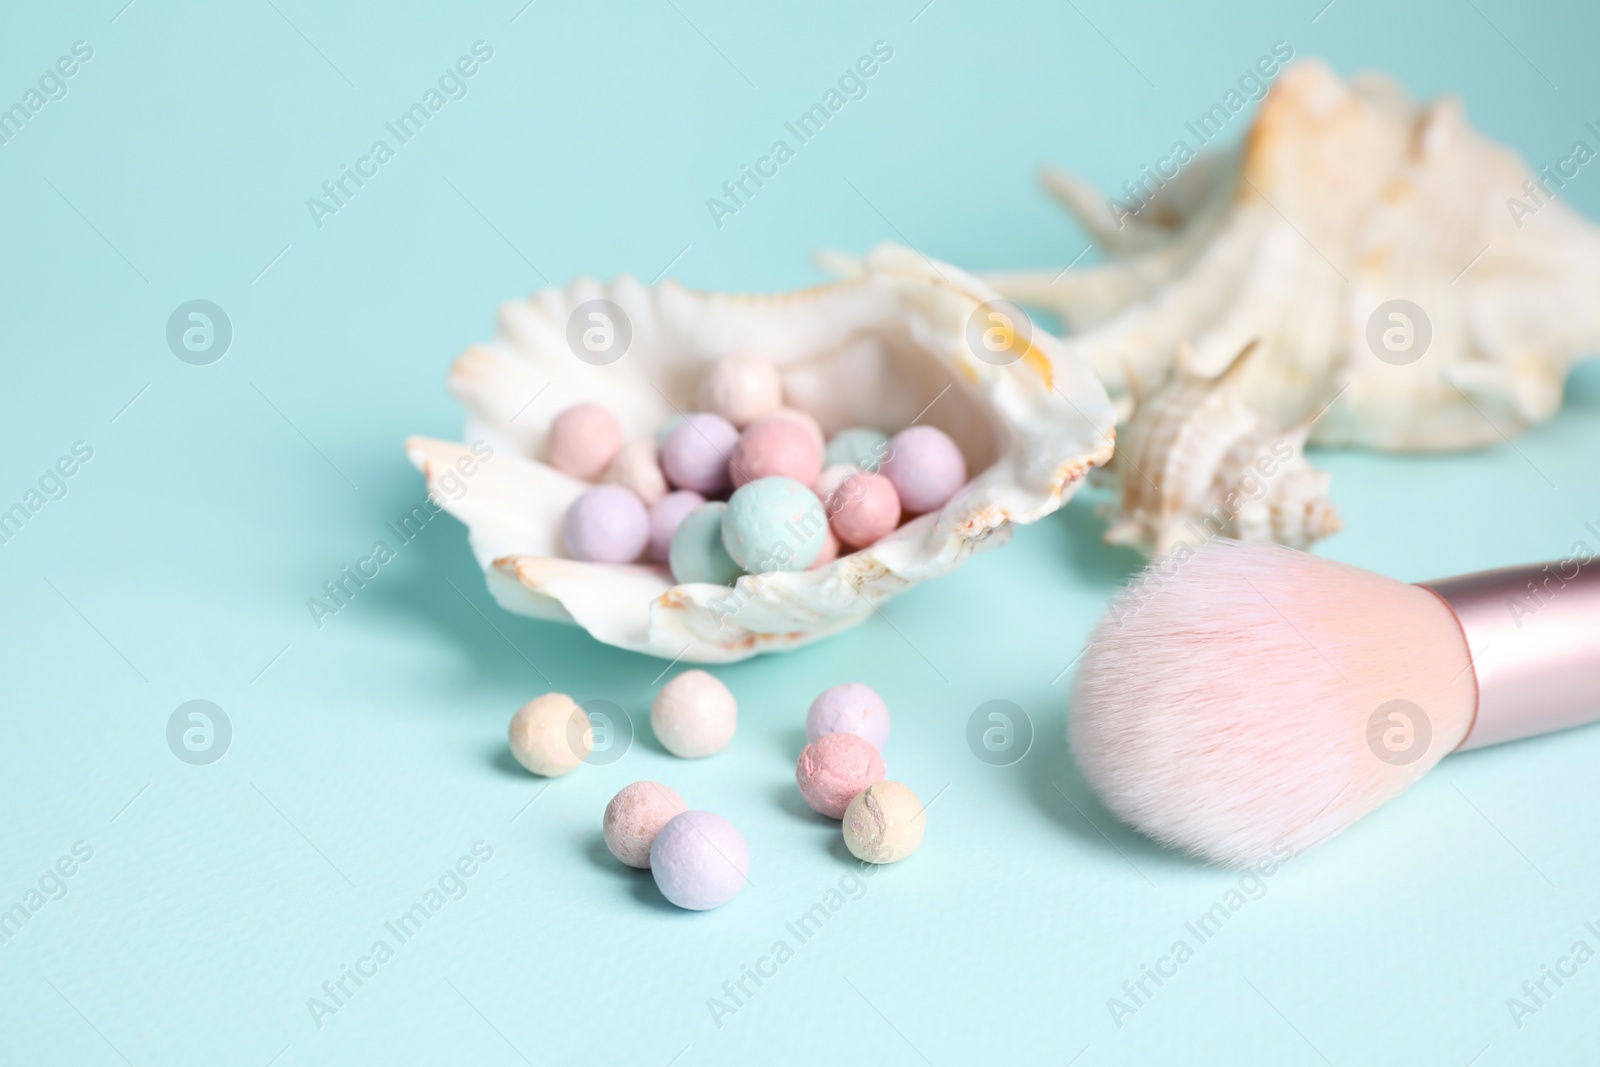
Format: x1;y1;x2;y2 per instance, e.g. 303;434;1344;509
508;693;590;777
650;810;749;910
795;732;886;819
843;781;925;863
806;683;891;751
652;670;738;758
603;781;688;868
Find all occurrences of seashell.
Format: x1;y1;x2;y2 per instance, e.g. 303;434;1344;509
406;244;1115;663
1103;342;1342;557
987;59;1600;452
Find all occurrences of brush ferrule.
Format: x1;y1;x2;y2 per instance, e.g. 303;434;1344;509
1422;556;1600;751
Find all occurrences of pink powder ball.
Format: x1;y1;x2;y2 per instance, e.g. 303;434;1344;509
825;469;902;548
647;490;705;564
562;485;649;563
729;417;823;489
605;439;668;506
603;781;688;869
881;425;968;514
660;413;739;495
546;403;623;481
766;407;826;452
795;732;887;819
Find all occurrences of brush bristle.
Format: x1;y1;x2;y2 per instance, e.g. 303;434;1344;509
1070;540;1477;867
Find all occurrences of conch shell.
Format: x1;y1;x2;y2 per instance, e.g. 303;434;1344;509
1105;342;1342;557
988;59;1600;452
406;244;1115;663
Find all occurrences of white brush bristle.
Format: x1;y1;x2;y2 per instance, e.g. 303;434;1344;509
1070;539;1477;867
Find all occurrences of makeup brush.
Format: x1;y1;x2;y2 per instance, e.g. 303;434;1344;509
1069;538;1600;867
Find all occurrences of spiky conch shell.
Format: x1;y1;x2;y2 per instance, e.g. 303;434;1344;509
987;59;1600;452
405;244;1116;663
1105;343;1342;557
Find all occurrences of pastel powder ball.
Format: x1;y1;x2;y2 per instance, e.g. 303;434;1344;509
508;693;591;777
660;413;739;495
825;427;891;473
602;781;688;869
668;503;744;585
652;669;738;758
721;476;828;573
843;781;925;863
604;439;668;506
545;403;623;481
699;354;783;427
824;469;901;548
729;417;823;488
648;490;705;564
650;811;749;910
795;732;887;819
767;407;826;452
806;683;891;751
881;425;968;514
562;485;649;564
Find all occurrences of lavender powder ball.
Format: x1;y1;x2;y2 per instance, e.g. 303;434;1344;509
562;485;649;563
881;425;968;514
806;683;891;751
660;413;739;495
647;490;705;564
649;810;749;910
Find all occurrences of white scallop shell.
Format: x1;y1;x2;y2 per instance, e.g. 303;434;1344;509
406;244;1115;663
987;60;1600;452
1104;343;1342;557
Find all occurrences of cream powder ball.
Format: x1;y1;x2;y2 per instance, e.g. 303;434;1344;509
651;670;737;758
699;354;783;428
843;781;925;863
508;693;591;777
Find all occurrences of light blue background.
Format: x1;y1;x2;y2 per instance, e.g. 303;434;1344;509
3;1;1599;1064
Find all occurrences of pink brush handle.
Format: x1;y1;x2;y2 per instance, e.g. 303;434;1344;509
1422;556;1600;751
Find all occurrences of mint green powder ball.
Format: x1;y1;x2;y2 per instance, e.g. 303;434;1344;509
824;427;891;473
721;476;828;573
669;503;744;585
